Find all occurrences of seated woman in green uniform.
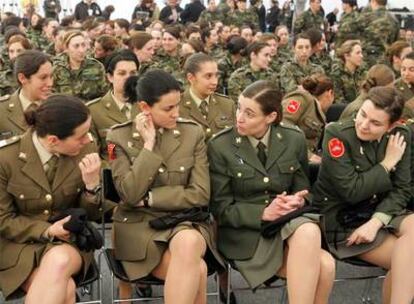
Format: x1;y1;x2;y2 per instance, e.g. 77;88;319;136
0;95;102;302
282;73;334;164
208;80;335;304
313;86;414;304
106;69;224;303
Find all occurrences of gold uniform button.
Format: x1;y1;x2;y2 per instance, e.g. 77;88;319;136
206;128;211;133
372;194;377;199
324;197;328;201
158;167;165;173
265;199;269;204
45;194;52;202
290;166;295;171
43;210;50;215
356;165;360;170
264;190;268;195
19;194;25;199
263;177;270;183
123;217;128;222
237;172;242;177
179;166;185;172
76;188;81;193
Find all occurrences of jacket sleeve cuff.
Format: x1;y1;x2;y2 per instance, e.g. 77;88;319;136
372;212;392;226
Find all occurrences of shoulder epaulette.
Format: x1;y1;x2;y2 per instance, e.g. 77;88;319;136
0;135;20;148
0;94;11;102
111;120;133;130
213;92;231;99
279;121;303;133
86;97;101;107
209;126;233;141
177;117;199;125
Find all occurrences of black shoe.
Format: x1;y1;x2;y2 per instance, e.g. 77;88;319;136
219;289;237;304
135;284;153;298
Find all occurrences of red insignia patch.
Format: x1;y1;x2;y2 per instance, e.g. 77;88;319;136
107;143;116;161
286;100;300;114
328;138;345;158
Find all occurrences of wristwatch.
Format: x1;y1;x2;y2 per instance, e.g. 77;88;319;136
85;185;102;195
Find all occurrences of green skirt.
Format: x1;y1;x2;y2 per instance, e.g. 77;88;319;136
233;213;320;289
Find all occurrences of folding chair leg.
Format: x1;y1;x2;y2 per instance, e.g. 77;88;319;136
361;279;374;304
216;273;220;304
280;287;287;303
227;264;232;304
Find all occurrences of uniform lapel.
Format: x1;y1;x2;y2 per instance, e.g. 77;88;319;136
181;90;209;127
207;95;220;125
102;92;128;123
160;128;181;161
233;130;267;176
7;92;27;132
19;131;50;192
361;141;377;165
266;126;286;170
52;155;76;191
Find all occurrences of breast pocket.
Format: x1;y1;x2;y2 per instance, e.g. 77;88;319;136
276;160;301;189
214;115;233;130
62;183;83;207
167;157;195;185
228;165;256;196
7;183;42;213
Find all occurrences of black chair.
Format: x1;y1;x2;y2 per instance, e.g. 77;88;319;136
76;259;102;303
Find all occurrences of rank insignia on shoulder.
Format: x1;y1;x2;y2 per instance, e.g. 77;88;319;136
328;138;345;158
286;100;300;114
107;143;116;160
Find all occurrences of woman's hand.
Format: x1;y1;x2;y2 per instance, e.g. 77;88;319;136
346;218;383;246
381;132;407;172
79;153;101;190
277;190;308;209
47;216;71;241
262;196;297;221
134;112;156;151
309;153;322;164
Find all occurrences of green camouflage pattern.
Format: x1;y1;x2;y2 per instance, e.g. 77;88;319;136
152;50;186;89
229;9;259;28
293;9;326;35
335;10;360;48
0;68;17;97
277;45;294;63
309;52;333;75
217;53;248;94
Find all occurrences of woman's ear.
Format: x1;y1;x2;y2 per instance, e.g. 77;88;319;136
138;101;151;113
265;111;277;125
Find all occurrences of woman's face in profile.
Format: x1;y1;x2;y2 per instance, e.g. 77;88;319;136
52;117;92;156
236;95;275;138
355;99;392;141
146;90;181;129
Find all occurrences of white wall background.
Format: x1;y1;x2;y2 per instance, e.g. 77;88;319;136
3;0;414;20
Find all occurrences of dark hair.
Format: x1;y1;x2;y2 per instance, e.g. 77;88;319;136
164;26;181;40
61;15;75;27
201;27;215;43
14;50;51;85
115;18;130;31
361;64;394;93
293;33;311;46
305;28;323;48
123;75;140;103
96;34;120;52
183;39;205;54
7;35;31;51
386;40;411;63
185;25;201;39
25;95;90;139
302;73;333;96
184;52;215;75
135;70;180;105
246;42;269;59
342;0;357;7
226;36;248;55
366;86;403;124
2;16;23;34
128;31;153;50
4;27;26;43
105;49;139;75
403;51;414;61
241;80;283;124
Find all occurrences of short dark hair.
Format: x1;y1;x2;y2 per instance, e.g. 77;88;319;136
302;73;333;96
241;80;283;124
25;95;90;139
105;49;139;75
226;36;248;55
115;18;130;31
96;34;120;53
14;50;51;85
366;86;404;124
183;52;215;75
246;42;269;58
293;33;311;46
403;51;414;61
305;28;323;48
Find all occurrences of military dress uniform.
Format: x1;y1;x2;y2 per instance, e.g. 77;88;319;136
0;90;38;140
312;120;412;259
279;59;325;94
393;78;414;103
53;53;108;101
106;119;224;280
208;124;319;288
179;88;235;140
0;130;102;299
282;89;326;157
87;91;138;160
227;65;280;103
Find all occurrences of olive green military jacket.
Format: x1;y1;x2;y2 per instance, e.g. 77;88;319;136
179;89;235;139
87;91;138;160
0;131;102;297
208;124;310;260
394;78;414;103
53;53;108;101
106;119;211;261
0;90;28;140
312;120;412;243
282;90;326;155
279;59;325;94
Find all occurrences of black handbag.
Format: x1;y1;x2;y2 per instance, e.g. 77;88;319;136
149;207;210;230
336;200;376;229
261;205;319;238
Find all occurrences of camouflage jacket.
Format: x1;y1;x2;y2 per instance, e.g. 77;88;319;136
0;68;17;97
394;78;414;103
52;53;108;101
217;53;248;95
152;50;186;89
335;10;360;47
229;9;259;28
198;10;224;25
277;44;294;63
293;9;326;35
309;52;333;75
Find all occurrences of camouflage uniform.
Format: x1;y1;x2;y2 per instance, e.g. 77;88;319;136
30;33;53;52
198;10;224;25
0;68;17;97
217;53;248;95
279;58;325;93
356;6;399;68
52;53;108;101
229;9;259;28
0;48;10;72
330;60;367;104
293;9;326;35
394;78;414;103
335;10;360;48
269;55;286;75
208;44;225;61
309;52;333;75
227;65;279;102
277;44;294;63
152;50;186;89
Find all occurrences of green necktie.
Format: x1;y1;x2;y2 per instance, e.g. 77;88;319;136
257;142;267;166
199;100;209;118
46;155;59;184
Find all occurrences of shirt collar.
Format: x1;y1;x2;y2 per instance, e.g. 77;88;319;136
111;91;130;112
19;90;38;112
247;126;271;149
32;131;55;166
189;88;209;108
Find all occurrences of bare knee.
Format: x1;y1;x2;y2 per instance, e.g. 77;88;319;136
320;250;336;279
170;230;206;260
41;246;81;278
398;215;414;238
65;278;77;303
290;222;321;245
199;260;208;278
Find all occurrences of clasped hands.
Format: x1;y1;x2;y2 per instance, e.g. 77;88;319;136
262;190;308;221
